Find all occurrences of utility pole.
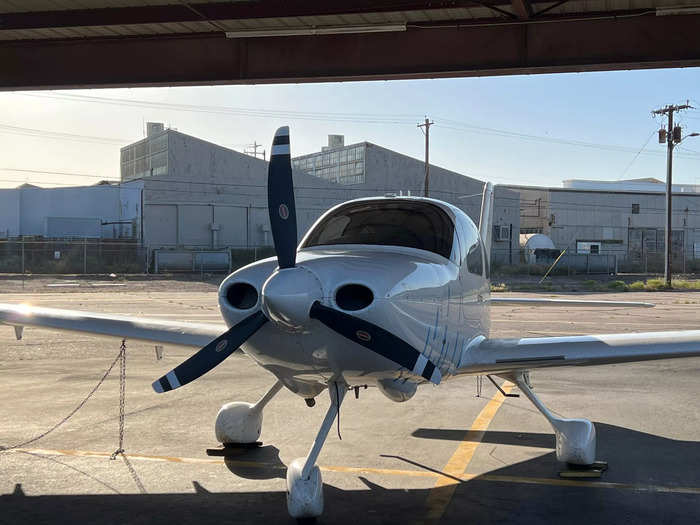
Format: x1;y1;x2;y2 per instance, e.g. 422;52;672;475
418;117;434;197
245;141;266;160
652;102;693;287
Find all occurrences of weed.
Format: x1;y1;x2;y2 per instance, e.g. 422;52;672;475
606;280;627;291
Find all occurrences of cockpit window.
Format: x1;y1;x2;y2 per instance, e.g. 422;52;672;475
303;200;454;259
455;214;486;277
467;239;483;276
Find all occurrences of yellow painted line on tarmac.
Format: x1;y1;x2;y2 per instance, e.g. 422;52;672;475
12;448;230;465
320;464;436;478
419;381;514;525
8;447;435;477
8;447;700;496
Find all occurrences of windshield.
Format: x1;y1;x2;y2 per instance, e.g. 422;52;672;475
303;200;454;259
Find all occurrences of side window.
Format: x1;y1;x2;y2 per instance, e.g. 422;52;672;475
467;240;483;276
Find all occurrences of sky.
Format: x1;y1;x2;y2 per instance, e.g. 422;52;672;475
1;67;700;189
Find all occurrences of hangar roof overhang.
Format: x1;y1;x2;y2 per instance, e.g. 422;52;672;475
2;0;700;90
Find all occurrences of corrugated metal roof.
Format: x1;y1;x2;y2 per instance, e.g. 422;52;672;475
0;1;694;42
0;0;219;12
0;7;491;41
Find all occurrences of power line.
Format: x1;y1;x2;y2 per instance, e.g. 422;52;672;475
0;179;110;187
9;93;700;163
1;168;117;179
618;129;657;180
20;93;420;125
22;92;700;158
0;122;130;145
433;120;700;159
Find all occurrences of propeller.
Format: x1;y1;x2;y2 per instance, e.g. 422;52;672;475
309;302;442;385
152;126;293;394
152;125;442;393
267;126;297;269
153;311;267;392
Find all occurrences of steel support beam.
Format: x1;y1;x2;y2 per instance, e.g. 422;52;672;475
0;1;505;30
2;12;700;90
511;0;533;18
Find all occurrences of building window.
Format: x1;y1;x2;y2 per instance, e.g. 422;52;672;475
577;241;601;254
632;203;640;214
292;144;366;185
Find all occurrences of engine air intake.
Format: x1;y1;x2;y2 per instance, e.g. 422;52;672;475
335;284;374;311
226;282;258;310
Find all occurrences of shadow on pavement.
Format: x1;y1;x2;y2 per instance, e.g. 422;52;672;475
3;423;700;525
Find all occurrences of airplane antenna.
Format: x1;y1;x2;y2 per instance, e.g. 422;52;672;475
335;383;343;440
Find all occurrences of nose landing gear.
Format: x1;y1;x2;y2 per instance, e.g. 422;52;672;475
287;381;346;519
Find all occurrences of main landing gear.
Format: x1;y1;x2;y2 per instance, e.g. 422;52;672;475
287;381;346;520
214;380;283;445
510;372;600;472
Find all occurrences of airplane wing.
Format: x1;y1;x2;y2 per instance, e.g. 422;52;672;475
457;330;700;375
0;303;225;348
488;297;654;308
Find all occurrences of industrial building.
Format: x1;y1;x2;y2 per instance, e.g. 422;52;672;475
119;126;520;270
0;183;140;240
8;123;699;275
0;126;518;273
505;179;700;272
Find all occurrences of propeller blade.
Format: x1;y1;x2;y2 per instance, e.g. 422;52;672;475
309;302;442;384
268;126;298;269
152;311;267;393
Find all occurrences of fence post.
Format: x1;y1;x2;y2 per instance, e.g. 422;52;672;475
21;239;25;275
684;250;686;274
83;238;87;274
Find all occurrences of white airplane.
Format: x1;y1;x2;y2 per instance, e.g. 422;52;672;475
2;126;700;520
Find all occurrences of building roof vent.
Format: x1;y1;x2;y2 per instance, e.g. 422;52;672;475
327;134;344;148
146;122;165;137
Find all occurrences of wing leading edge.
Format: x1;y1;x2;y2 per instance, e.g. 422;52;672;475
457;330;700;375
488;297;654;308
0;303;225;348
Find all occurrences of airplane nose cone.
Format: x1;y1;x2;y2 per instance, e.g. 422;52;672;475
262;267;323;331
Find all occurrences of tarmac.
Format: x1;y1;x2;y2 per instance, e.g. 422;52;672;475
1;278;699;524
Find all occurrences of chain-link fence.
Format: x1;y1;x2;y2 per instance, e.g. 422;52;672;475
0;239;146;274
493;250;616;276
0;239;280;275
150;246;277;273
3;240;698;276
492;247;700;276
